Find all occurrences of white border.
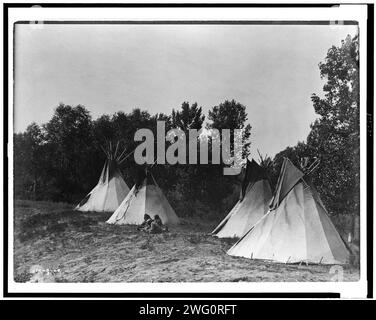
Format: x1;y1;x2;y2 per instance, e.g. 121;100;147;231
6;4;369;298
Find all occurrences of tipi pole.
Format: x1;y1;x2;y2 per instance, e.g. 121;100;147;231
305;161;320;176
116;146;128;162
106;140;110;159
100;145;109;158
118;149;136;164
114;141;120;159
306;157;319;171
150;171;160;188
150;158;158;168
304;158;320;176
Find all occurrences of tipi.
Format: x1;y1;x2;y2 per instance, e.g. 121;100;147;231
106;170;179;225
75;142;130;212
227;158;350;264
212;159;272;238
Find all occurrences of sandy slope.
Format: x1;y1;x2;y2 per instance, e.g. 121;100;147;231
13;200;359;283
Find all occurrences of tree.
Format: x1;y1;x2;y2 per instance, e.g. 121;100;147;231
308;34;359;218
14;123;46;199
165;102;206;208
311;34;359;132
93;114;117;144
13;100;255;220
271;34;359;235
172;101;205;131
43;104;96;201
207;99;252;157
199;100;253;212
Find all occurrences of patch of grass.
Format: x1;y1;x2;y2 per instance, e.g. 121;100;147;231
232;276;250;282
162;232;178;240
81;272;97;282
216;236;238;245
185;233;206;244
140;237;154;251
14;200;360;283
18;210;98;242
15;199;72;211
14;271;32;283
84;256;93;264
71;219;96;232
15;202;33;208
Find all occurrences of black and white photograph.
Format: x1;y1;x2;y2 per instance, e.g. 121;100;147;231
2;3;372;300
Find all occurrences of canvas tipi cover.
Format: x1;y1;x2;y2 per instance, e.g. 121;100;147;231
212;159;272;238
227;158;350;264
106;171;179;225
75;144;130;212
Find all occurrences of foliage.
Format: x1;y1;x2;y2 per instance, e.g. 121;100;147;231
308;35;359;217
172;101;205;131
272;35;359;217
14;100;252;217
13;36;359;222
207;99;252;156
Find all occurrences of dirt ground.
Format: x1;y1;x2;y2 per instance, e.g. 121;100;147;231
13;200;360;283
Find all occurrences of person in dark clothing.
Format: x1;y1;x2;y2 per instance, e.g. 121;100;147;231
137;214;153;231
154;215;162;226
148;215;168;234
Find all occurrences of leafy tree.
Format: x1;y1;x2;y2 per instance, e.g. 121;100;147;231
43;104;96;201
308;34;359;218
172;102;205;131
93;114;117;144
271;35;359;226
200;99;253;212
13;100;254;219
164;102;206;207
14;123;46;199
207;99;252;158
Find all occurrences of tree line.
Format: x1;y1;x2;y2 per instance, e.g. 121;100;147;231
14;35;359;222
14;99;251;217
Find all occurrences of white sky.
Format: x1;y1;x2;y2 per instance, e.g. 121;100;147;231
14;23;358;157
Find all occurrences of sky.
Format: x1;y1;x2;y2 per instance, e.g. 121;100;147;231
14;23;358;157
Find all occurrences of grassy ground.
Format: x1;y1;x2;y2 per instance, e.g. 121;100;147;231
14;200;360;283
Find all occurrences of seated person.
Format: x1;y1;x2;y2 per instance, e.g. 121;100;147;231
148;215;168;234
137;214;153;231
